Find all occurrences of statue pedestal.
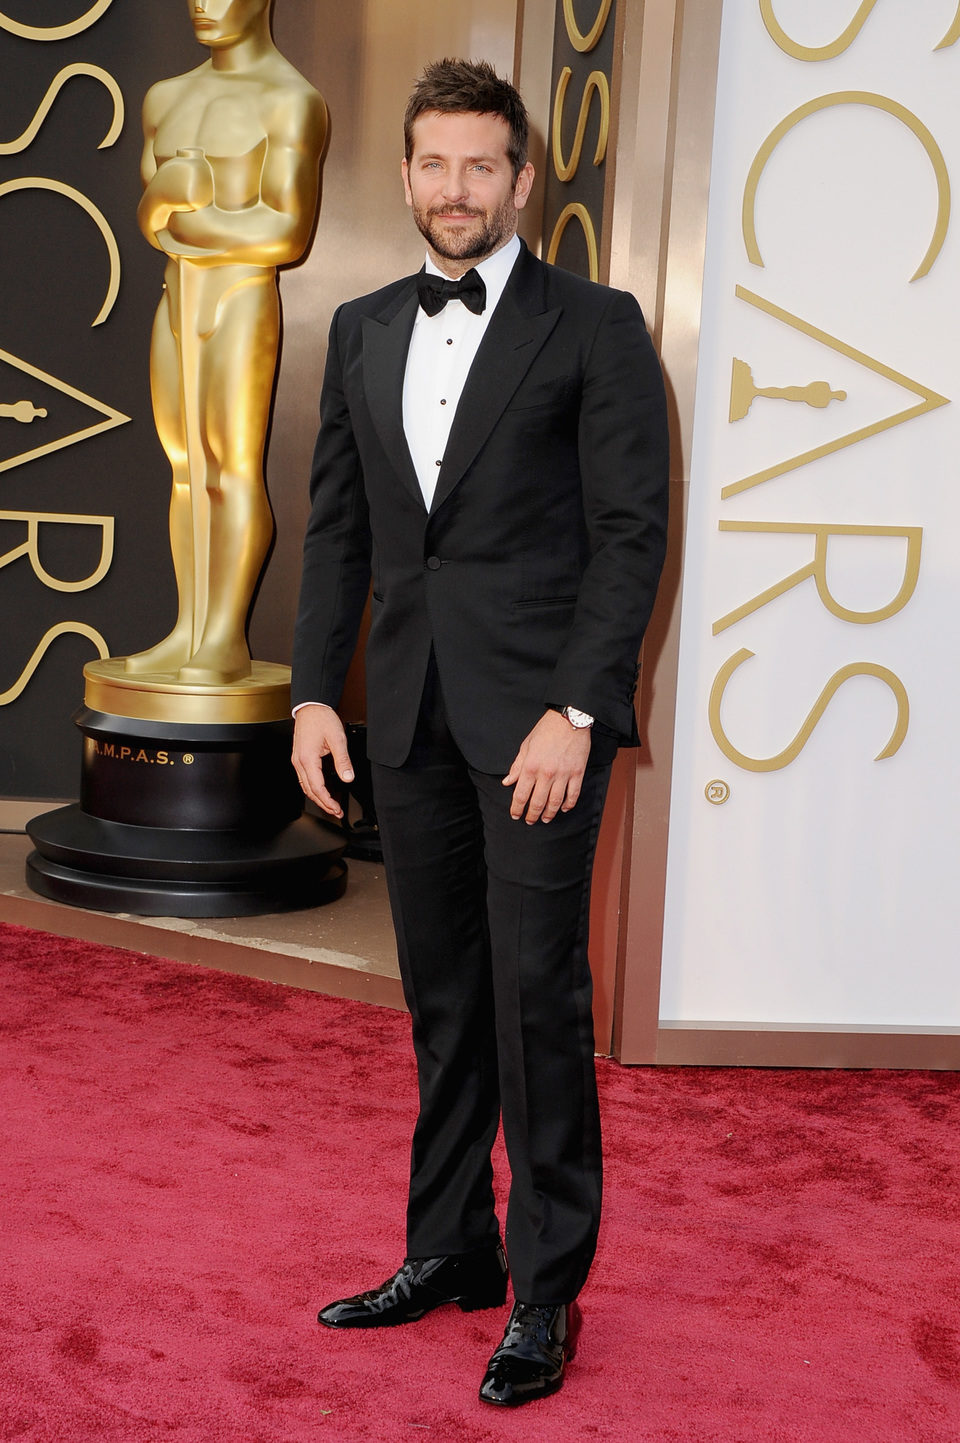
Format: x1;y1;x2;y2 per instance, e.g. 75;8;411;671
26;661;346;917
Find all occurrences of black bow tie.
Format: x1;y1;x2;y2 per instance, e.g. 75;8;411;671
416;268;486;317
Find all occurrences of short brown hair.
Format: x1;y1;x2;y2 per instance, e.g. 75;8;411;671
404;58;529;182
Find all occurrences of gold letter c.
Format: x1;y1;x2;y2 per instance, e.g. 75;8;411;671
742;91;950;282
0;1;115;41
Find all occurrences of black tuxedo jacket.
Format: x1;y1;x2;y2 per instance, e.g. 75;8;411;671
292;241;669;774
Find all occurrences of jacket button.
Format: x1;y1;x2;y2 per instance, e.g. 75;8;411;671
425;556;442;571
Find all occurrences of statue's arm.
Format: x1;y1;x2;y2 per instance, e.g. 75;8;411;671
137;79;214;249
137;85;165;251
163;88;327;267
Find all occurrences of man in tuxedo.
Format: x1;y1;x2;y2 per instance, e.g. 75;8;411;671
291;59;668;1407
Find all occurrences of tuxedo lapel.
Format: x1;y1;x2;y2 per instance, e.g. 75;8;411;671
430;249;561;514
361;284;424;509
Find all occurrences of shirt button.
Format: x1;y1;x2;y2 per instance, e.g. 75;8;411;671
426;556;442;571
446;338;453;345
435;459;441;467
440;398;446;405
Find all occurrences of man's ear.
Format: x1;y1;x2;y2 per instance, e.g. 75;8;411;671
513;162;535;212
401;157;413;208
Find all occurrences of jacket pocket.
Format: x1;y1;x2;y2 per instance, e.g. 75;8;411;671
513;595;577;608
504;376;579;412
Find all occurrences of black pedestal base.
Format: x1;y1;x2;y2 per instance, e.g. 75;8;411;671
26;808;346;917
25;707;347;917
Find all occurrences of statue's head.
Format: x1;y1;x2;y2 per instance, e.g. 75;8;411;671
188;0;271;48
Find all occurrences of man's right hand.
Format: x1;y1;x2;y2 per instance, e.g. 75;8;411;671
292;704;354;819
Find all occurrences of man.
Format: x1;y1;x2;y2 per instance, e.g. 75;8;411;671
127;0;326;685
291;59;668;1407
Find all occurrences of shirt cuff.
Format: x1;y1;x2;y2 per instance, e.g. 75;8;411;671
291;701;335;717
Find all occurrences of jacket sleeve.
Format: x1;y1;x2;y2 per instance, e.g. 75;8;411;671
544;287;669;738
290;304;373;710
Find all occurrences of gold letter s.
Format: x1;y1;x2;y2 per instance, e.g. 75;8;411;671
552;67;610;182
0;65;124;156
709;649;909;771
0;623;108;707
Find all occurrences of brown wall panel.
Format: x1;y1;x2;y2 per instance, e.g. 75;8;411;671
250;0;518;674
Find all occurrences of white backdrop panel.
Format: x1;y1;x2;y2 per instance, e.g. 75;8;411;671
660;1;960;1027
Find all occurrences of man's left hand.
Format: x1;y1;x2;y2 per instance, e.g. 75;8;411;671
502;710;592;824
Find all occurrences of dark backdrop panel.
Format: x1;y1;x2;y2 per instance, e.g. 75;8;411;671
0;1;196;797
541;0;617;280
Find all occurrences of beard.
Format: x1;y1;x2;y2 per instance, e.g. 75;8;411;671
411;195;516;263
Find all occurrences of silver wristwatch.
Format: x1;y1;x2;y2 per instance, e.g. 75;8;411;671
560;705;594;729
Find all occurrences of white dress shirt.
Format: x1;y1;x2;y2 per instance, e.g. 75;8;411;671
402;233;520;509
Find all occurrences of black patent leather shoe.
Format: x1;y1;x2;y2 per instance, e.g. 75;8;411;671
318;1242;508;1328
478;1300;580;1406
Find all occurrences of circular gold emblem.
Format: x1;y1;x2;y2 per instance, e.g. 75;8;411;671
705;779;730;805
182;753;195;766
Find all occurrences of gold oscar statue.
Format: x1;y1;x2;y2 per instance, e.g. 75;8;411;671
121;0;327;690
26;3;345;917
729;357;846;423
1;401;46;422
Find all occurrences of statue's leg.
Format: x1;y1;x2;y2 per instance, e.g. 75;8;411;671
176;278;278;686
125;290;196;674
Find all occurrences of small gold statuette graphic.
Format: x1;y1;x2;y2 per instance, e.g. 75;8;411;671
121;0;327;688
0;400;47;423
729;357;846;423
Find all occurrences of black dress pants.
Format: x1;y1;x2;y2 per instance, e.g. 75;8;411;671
371;660;612;1304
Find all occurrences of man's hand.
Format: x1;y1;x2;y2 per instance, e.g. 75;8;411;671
502;710;592;824
292;704;354;819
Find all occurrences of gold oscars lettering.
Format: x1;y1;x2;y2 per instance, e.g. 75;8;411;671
120;0;327;688
708;7;952;774
546;0;613;281
0;49;127;710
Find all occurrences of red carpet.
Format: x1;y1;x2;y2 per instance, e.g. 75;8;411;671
1;920;958;1441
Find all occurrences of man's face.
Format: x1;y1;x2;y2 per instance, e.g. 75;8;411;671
402;111;534;271
188;0;269;46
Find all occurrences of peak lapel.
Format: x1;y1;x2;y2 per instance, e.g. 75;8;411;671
430;253;561;514
361;285;424;509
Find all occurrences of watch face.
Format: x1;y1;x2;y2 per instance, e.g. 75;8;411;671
563;706;594;729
